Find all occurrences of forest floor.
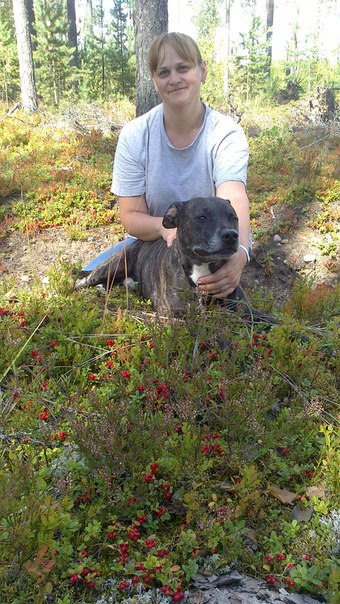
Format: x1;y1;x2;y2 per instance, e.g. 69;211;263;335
0;100;339;307
0;198;338;308
0;206;338;604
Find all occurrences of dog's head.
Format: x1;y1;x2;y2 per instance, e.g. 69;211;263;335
163;197;239;262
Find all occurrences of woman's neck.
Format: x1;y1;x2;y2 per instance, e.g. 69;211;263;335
163;101;205;148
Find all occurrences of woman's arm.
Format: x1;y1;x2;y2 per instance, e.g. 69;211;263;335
197;181;250;297
216;180;250;251
118;195;177;246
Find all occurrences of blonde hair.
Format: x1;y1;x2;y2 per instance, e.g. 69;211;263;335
148;32;203;74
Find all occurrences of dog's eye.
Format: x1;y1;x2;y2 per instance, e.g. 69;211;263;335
196;215;207;221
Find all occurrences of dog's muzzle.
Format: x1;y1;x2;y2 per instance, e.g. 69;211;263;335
192;229;239;259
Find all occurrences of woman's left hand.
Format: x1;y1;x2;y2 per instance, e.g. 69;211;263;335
197;249;247;298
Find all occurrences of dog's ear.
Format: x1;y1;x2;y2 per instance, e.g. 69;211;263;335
216;196;232;206
162;202;184;229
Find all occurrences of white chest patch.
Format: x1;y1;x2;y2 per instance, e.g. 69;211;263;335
190;263;211;285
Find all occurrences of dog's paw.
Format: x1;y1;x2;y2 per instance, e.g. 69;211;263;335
74;277;88;290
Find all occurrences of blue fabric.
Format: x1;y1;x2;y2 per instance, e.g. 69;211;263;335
82;236;137;271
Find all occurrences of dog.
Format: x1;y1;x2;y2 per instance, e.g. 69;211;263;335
75;196;272;322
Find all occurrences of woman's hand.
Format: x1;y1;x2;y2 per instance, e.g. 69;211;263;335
197;249;247;298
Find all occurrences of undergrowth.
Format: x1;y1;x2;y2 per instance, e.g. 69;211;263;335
0;103;339;603
0;272;339;604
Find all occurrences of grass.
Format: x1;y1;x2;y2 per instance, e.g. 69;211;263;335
0;102;339;604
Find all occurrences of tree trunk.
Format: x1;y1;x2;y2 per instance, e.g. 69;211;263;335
135;0;168;117
26;0;37;51
12;0;38;112
224;0;231;93
265;0;274;76
67;0;78;68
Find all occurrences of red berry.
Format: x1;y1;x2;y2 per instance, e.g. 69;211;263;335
136;563;146;571
144;473;154;482
69;573;79;583
161;585;170;596
132;575;139;584
278;447;290;455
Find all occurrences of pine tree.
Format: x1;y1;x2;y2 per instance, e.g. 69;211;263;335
135;0;168;116
232;10;269;102
0;0;19;103
33;0;75;105
194;0;225;108
108;0;135;96
12;0;38;111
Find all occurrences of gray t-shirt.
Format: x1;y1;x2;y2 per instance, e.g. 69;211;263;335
111;103;249;217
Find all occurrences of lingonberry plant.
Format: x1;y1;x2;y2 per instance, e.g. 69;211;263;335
0;103;339;604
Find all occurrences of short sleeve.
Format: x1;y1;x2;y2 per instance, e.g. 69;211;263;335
111;122;147;196
212;120;249;187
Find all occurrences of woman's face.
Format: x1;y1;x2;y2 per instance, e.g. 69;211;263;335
152;44;206;108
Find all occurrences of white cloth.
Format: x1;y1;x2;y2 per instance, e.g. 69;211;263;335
111;103;249;217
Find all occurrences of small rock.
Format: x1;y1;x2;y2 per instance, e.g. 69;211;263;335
303;254;316;263
281;239;289;244
189;572;323;603
42;277;49;284
273;234;281;242
21;275;30;282
291;505;314;522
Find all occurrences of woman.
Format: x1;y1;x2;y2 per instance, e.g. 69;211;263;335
83;32;251;299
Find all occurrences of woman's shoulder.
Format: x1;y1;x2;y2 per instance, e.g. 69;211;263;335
206;105;244;133
120;104;163;139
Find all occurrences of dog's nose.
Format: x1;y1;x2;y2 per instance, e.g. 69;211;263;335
221;229;238;242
